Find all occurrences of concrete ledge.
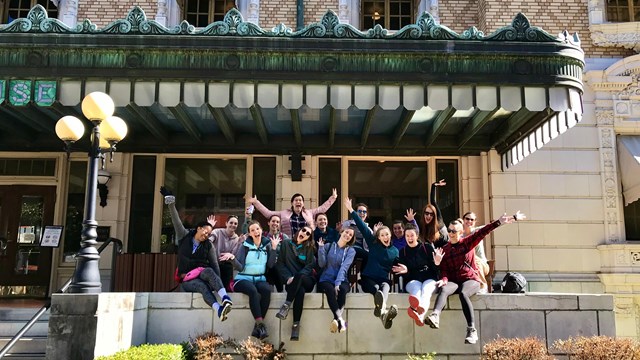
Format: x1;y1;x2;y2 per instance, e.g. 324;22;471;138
46;292;615;359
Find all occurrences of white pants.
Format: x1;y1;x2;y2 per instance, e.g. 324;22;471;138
405;279;437;309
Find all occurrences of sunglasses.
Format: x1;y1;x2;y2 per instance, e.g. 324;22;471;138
300;229;312;236
357;210;368;214
464;217;476;221
447;228;458;234
424;212;434;216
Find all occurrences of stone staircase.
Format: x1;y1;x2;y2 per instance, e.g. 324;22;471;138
0;307;48;359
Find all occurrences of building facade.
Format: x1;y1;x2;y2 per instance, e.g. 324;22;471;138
0;0;639;340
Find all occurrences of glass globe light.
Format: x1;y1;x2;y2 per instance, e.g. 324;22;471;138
55;116;85;142
81;92;115;121
101;116;128;142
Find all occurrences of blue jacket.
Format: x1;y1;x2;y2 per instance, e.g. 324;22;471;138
233;236;277;283
318;242;355;286
350;211;399;282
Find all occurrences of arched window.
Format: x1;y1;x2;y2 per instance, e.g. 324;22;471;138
184;0;236;27
2;0;57;23
606;0;639;22
361;0;413;30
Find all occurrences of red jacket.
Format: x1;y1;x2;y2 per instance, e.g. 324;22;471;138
439;220;500;285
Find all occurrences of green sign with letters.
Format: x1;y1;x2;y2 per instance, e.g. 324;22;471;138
2;79;56;106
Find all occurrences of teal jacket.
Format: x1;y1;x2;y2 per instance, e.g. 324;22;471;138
350;211;399;282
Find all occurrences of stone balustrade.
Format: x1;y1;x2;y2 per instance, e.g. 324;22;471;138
46;292;615;359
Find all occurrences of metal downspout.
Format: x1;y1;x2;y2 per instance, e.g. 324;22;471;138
297;0;304;30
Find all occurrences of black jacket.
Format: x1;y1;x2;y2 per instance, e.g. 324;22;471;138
397;242;439;283
276;238;316;282
177;230;221;278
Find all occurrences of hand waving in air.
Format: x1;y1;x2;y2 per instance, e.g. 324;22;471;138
207;215;217;228
433;248;445;266
404;208;416;222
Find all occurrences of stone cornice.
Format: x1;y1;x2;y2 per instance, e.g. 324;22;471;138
590;22;640;53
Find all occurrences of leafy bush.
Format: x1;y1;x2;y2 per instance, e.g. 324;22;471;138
482;337;553;360
185;332;286;360
96;343;184;360
552;336;640;360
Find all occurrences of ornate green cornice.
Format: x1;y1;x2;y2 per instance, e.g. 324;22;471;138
1;5;580;44
0;5;584;88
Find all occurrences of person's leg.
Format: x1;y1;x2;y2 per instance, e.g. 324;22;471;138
181;278;217;307
405;280;424;325
425;282;459;329
256;281;272;319
267;267;284;292
232;280;261;319
420;279;437;310
336;281;349;310
291;275;315;322
318;281;340;319
378;280;397;329
199;267;232;320
458;279;481;327
359;276;378;295
219;261;235;292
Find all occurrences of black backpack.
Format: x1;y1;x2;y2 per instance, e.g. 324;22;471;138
501;272;527;293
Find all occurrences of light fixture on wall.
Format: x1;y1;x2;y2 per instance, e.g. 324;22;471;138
97;169;111;207
55;91;128;294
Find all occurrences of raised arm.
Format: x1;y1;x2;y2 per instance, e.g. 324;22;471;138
248;195;279;219
345;197;375;246
160;187;189;243
310;188;338;216
430;180;446;226
317;240;328;268
462;211;526;252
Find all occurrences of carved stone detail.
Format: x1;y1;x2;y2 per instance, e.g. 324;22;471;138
615;252;629;265
632;252;640;265
595;109;614;125
614;297;633;316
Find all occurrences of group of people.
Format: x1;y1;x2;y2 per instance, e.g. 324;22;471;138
166;182;525;344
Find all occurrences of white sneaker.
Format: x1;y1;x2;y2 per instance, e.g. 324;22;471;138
465;326;478;344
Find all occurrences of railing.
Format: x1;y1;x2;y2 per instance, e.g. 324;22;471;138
112;253;177;292
0;237;123;359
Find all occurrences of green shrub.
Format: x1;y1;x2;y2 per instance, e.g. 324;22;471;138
482;337;554;360
96;343;184;360
552;336;640;360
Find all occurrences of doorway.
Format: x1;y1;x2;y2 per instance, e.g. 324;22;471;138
0;185;56;298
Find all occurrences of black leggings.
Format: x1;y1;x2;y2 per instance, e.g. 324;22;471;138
219;261;235;292
233;280;272;319
285;273;316;322
360;275;391;299
432;279;481;326
318;281;350;319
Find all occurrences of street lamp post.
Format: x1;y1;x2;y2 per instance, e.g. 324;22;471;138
55;92;128;293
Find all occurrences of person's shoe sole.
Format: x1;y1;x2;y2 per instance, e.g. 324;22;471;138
373;290;384;317
425;314;439;329
407;307;424;326
218;304;231;322
383;305;398;329
338;320;347;333
330;319;339;333
408;295;425;315
465;338;477;344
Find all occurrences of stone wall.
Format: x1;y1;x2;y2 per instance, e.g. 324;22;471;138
46;292;615;359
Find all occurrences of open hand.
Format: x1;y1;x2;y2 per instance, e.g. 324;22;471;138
344;197;353;213
405;208;416;222
433;248;445;266
207;215;216;228
434;179;446;187
392;264;408;274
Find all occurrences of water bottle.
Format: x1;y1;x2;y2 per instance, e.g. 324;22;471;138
247;205;255;214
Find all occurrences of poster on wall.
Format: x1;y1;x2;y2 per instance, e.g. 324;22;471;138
39;225;64;248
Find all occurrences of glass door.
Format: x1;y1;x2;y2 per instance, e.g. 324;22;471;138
0;185;56;298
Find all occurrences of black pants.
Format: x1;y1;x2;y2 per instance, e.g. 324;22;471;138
285;273;316;322
318;281;350;319
360;275;391;299
219;261;234;292
266;266;284;292
233;280;272;319
432;279;481;326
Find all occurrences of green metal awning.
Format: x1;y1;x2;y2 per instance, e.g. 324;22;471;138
0;6;584;168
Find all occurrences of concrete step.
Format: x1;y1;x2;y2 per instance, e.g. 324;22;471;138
0;336;47;354
0;308;49;322
0;353;46;360
0;321;48;337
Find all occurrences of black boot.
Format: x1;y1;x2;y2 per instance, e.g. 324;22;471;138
290;321;300;341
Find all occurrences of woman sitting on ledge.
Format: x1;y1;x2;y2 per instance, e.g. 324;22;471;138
233;220;279;340
177;221;232;322
425;211;526;345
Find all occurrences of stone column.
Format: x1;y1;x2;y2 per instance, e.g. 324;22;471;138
596;108;623;243
54;0;79;27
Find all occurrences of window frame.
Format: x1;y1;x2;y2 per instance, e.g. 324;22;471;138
183;0;237;27
360;0;414;30
2;0;58;24
606;0;639;22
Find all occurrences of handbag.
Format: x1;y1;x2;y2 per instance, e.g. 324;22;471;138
183;267;205;282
